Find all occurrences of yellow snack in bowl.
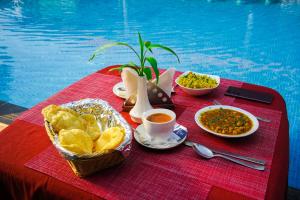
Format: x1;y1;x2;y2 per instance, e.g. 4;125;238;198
59;129;93;154
42;104;126;156
42;105;60;122
81;114;101;141
42;105;86;132
42;105;81;121
95;127;125;154
50;110;86;132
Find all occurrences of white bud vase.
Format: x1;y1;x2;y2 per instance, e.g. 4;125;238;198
129;76;153;123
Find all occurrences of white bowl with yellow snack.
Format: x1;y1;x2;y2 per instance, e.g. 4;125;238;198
175;71;220;96
42;98;132;177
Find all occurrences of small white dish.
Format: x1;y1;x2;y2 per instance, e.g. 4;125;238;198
175;71;220;96
113;82;126;99
134;123;188;149
194;105;259;138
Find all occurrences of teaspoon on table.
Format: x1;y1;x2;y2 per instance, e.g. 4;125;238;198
184;141;265;165
191;143;265;171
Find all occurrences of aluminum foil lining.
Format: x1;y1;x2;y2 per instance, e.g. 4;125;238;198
48;98;132;160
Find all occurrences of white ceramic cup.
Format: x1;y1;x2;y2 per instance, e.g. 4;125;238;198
142;108;176;140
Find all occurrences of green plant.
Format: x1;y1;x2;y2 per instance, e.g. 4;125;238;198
89;33;180;83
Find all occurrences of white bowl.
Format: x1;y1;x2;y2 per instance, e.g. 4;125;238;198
175;71;220;96
194;105;259;138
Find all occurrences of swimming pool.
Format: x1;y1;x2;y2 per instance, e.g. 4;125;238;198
1;0;299;188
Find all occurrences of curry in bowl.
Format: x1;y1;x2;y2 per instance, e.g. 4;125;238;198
194;105;259;138
200;108;252;135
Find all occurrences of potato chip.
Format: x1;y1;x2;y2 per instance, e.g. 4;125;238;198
42;105;81;120
42;104;86;132
59;129;93;154
95;127;125;154
50;110;86;132
42;105;60;122
81;114;101;141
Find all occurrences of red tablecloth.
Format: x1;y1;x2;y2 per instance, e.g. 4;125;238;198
0;66;289;200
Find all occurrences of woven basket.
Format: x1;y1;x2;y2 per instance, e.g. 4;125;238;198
44;99;132;177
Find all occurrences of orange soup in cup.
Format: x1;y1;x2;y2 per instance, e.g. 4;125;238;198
147;113;172;123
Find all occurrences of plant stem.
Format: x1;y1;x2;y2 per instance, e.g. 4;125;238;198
140;49;144;76
143;49;148;67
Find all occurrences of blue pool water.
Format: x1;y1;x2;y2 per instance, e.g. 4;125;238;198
1;0;300;188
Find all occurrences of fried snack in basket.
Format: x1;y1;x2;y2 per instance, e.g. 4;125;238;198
95;127;125;154
59;129;93;154
42;105;101;141
81;114;101;141
42;105;80;121
42;104;125;155
51;111;86;132
42;105;86;132
42;104;60;122
42;99;132;177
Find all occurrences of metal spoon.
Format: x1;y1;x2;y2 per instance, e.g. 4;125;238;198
192;143;265;171
184;140;265;165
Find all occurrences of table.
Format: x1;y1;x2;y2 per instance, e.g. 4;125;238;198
0;66;289;200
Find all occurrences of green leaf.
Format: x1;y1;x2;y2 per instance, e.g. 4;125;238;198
145;41;153;53
89;54;96;61
145;57;159;84
149;44;180;63
108;64;129;72
108;64;139;74
128;62;142;74
143;67;152;80
89;42;140;61
108;66;122;72
145;41;151;48
123;64;140;74
127;61;138;67
138;33;144;51
126;61;143;74
138;32;144;67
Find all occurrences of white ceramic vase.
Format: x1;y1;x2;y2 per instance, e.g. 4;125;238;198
129;76;153;123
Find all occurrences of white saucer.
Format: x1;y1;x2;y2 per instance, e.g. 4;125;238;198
134;123;188;150
113;82;126;99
